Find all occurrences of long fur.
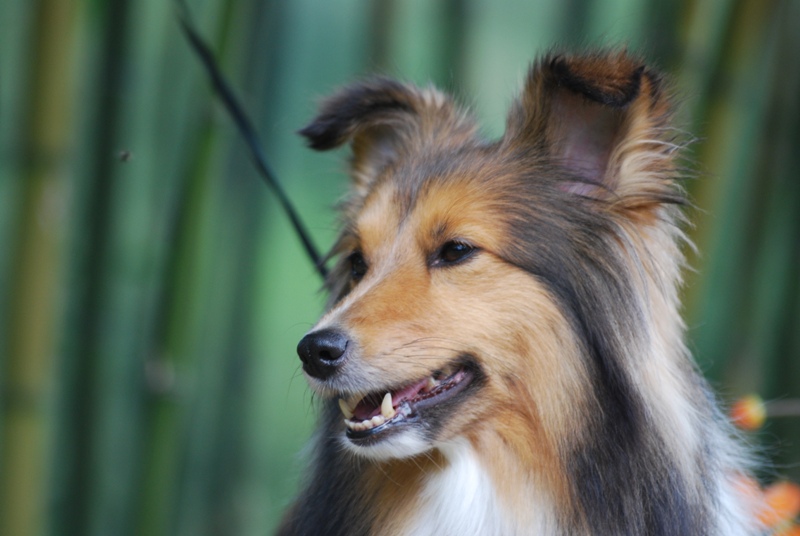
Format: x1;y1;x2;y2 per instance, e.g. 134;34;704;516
279;50;762;535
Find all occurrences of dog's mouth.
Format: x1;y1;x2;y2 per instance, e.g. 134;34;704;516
337;360;476;444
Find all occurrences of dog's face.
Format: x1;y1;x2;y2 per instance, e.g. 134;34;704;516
297;53;675;461
298;153;585;460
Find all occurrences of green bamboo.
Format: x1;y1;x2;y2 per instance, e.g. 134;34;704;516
0;1;35;265
54;3;138;535
367;0;395;71
68;0;232;532
173;2;297;532
0;1;79;536
137;2;240;534
755;0;800;483
135;119;206;535
464;0;565;136
136;109;225;536
679;0;777;380
746;5;800;387
385;0;465;88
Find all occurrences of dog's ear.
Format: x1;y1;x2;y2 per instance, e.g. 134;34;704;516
503;51;681;210
300;78;474;194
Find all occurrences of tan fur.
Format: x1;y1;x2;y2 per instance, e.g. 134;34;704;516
281;50;760;536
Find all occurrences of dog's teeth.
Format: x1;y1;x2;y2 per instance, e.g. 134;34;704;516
426;377;438;391
371;415;385;427
381;392;396;419
338;399;354;419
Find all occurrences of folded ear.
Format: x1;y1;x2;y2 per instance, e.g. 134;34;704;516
300;78;475;194
503;50;682;210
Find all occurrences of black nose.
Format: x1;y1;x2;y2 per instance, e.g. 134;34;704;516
296;328;350;379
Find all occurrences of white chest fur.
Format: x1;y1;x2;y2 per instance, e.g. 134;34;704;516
400;441;552;536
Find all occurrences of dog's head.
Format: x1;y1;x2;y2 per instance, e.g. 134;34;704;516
296;51;682;461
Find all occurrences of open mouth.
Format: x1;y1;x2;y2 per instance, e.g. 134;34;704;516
337;361;476;444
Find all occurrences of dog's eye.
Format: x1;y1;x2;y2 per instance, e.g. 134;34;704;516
435;241;476;266
348;251;367;281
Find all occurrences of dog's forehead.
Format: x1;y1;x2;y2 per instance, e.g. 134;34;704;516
353;152;518;252
355;180;405;248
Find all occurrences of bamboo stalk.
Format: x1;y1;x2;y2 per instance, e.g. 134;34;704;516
678;0;777;380
137;3;238;534
136;125;217;536
55;1;135;534
0;1;79;535
761;1;800;483
173;2;281;529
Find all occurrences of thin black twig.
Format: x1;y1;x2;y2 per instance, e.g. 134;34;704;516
175;1;328;279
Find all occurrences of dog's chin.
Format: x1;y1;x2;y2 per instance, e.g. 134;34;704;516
339;428;432;460
330;359;480;461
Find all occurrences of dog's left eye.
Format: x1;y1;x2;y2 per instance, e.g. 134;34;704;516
348;251;368;281
435;241;476;266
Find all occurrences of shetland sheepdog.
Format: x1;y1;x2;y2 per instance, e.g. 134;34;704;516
279;51;761;535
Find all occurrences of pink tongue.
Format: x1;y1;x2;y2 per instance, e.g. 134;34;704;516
352;377;430;421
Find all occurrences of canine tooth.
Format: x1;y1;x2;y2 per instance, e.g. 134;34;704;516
371;415;385;426
381;392;395;419
338;399;354;419
426;377;438;391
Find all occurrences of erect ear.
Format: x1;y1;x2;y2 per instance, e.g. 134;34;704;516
503;51;681;209
300;77;474;194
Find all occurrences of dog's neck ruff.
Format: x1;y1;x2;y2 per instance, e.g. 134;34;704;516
398;440;554;536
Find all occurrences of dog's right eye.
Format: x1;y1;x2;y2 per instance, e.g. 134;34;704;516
434;241;477;266
348;252;367;281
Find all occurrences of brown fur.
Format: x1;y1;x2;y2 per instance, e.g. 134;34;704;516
280;50;758;536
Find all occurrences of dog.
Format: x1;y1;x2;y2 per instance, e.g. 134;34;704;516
278;50;760;535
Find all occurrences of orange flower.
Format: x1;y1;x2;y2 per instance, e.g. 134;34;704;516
758;481;800;528
730;394;767;431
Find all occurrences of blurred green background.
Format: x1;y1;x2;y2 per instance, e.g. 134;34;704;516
1;0;799;535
